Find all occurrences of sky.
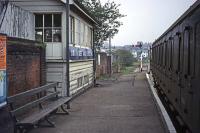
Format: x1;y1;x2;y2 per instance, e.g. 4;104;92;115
101;0;197;46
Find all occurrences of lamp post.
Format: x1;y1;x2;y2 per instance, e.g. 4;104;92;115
140;51;143;72
139;42;143;72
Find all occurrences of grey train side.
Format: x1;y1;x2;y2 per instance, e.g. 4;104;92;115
151;1;200;133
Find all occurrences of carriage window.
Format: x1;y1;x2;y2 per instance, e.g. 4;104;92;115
167;40;171;69
155;46;157;65
179;33;184;73
163;43;165;67
183;29;190;76
35;14;62;42
161;44;163;66
178;36;181;72
159;45;162;66
173;35;180;72
170;39;174;70
168;39;173;70
157;46;159;65
189;29;194;76
164;41;167;67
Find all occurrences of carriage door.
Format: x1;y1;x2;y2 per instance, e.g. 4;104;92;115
191;22;200;132
35;14;62;59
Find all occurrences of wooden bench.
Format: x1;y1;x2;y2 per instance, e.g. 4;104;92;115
7;83;72;133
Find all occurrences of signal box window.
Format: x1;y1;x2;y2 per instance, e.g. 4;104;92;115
35;14;62;42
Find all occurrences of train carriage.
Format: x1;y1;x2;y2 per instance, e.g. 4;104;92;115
151;1;200;133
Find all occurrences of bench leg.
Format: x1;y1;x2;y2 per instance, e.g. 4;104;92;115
54;105;69;115
14;126;26;133
15;124;34;133
14;125;23;133
14;126;18;133
61;105;70;115
66;103;71;109
37;117;55;128
19;128;24;133
45;117;55;127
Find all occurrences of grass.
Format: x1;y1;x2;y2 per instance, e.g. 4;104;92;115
98;61;141;79
121;62;140;75
121;66;135;75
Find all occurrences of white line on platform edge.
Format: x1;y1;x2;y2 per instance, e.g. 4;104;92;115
146;73;176;133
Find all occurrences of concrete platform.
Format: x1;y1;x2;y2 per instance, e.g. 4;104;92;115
30;73;165;133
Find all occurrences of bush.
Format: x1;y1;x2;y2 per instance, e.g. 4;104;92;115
115;49;136;67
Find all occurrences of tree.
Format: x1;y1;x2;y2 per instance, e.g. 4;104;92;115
115;49;135;67
77;0;126;48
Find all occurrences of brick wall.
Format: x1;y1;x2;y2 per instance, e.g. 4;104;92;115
0;37;46;133
7;37;46;96
96;52;109;78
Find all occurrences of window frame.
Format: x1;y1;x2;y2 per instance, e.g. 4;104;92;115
35;13;62;43
71;16;93;48
70;16;75;44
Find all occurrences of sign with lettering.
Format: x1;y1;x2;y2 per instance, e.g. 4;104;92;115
0;36;6;69
0;35;7;108
69;46;93;60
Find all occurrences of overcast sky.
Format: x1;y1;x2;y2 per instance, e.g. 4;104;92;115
101;0;197;46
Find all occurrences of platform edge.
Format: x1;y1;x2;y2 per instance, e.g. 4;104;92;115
146;73;177;133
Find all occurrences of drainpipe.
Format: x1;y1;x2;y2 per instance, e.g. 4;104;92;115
66;0;70;108
92;28;96;86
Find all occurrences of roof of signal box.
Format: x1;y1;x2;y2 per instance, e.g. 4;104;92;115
59;0;98;25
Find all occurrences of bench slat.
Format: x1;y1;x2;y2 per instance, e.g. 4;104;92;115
19;96;72;124
7;83;58;104
11;91;60;116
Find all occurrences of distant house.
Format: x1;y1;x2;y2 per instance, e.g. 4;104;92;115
132;50;137;58
131;42;151;59
141;50;148;58
4;0;97;96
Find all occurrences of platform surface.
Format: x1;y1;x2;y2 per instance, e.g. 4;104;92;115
30;72;165;133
